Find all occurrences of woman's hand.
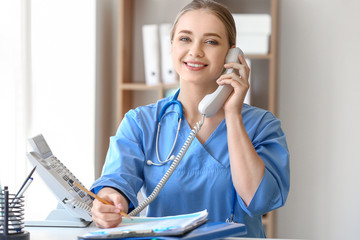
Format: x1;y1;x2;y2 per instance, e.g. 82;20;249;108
216;52;250;116
91;187;129;228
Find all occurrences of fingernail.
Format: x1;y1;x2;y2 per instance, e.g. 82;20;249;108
114;208;120;213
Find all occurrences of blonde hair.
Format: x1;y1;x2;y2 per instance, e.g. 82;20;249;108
170;0;236;47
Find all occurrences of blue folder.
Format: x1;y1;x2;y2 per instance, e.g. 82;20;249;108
77;222;246;240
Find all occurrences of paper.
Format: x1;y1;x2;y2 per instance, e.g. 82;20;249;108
80;210;208;238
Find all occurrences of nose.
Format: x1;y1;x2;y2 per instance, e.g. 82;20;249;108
189;42;204;58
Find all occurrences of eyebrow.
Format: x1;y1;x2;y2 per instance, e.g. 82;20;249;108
177;30;223;39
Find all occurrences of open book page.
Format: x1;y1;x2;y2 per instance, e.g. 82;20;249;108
80;210;208;238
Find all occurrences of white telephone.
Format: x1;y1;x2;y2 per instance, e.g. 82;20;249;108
198;47;244;117
26;134;93;227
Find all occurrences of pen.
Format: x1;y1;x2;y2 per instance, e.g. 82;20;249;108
74;182;132;220
10;166;36;207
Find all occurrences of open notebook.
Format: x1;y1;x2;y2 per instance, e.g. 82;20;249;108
79;210;209;239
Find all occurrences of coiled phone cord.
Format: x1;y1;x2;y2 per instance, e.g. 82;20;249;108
129;115;206;216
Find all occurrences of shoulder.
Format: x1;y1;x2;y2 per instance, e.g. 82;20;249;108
241;104;284;140
242;104;278;122
125;96;171;122
114;97;171;139
117;96;172;136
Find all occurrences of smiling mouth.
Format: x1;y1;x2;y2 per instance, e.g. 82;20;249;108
186;62;207;67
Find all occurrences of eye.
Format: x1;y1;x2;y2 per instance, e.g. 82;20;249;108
205;39;218;45
179;36;191;42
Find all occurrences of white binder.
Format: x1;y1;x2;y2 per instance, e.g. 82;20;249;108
160;23;177;84
233;14;271;54
142;24;161;85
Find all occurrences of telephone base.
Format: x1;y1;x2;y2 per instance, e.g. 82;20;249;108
25;208;92;228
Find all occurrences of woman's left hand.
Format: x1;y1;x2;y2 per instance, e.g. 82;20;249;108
216;53;250;115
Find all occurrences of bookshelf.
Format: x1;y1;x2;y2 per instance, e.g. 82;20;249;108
116;0;279;237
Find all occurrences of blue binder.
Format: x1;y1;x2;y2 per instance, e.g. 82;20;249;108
77;222;246;240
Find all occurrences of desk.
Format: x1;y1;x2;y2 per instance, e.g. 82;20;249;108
25;225;294;240
25;224;98;239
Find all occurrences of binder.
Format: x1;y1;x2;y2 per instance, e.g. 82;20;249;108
77;222;246;240
232;14;271;54
173;222;246;240
142;24;161;85
159;23;176;84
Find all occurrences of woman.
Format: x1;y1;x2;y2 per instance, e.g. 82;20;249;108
91;0;289;238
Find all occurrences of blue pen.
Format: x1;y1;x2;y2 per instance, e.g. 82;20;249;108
10;166;36;207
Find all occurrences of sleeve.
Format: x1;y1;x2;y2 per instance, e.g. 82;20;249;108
237;111;290;217
90;110;146;209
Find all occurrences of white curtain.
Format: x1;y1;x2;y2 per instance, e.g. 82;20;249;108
0;0;96;220
0;0;31;190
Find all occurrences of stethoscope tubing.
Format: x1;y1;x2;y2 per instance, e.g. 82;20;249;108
148;89;183;167
154;117;182;166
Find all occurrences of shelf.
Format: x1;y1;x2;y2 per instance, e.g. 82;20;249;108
120;83;179;91
245;54;272;59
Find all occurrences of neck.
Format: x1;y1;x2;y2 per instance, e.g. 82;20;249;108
177;82;219;123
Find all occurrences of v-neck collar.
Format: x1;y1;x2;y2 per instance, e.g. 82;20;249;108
181;116;226;147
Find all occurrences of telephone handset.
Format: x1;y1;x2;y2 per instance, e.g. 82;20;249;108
26;134;93;227
198;47;244;117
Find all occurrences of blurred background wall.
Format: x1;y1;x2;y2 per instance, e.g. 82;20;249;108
276;0;360;239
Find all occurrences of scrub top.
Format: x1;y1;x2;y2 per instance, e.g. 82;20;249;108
91;94;290;238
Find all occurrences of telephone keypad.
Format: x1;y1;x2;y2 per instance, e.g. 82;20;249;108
63;175;69;181
79;192;85;198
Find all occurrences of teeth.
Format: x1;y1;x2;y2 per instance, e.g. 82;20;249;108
187;63;205;68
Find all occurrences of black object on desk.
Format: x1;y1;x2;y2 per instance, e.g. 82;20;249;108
0;186;30;240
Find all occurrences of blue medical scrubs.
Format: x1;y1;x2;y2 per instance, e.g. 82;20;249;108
91;94;290;238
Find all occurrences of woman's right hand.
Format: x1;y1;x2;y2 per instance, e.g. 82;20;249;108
91;187;130;228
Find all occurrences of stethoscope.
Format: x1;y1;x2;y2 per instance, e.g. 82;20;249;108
145;89;237;222
146;89;183;166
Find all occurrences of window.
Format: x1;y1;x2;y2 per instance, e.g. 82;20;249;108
0;0;96;221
